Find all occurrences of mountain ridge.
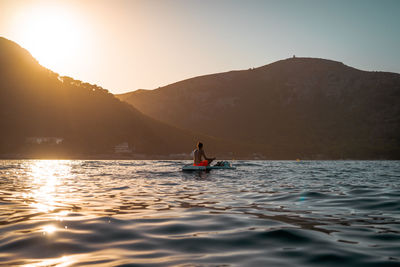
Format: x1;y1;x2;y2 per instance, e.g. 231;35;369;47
118;57;400;159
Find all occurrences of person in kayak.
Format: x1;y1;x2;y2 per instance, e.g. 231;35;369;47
193;142;216;166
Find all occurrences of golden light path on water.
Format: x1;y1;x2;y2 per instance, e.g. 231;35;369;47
17;160;166;266
23;160;76;267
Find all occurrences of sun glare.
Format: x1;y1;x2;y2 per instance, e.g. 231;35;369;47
14;4;85;72
28;160;72;213
42;224;57;234
22;255;74;267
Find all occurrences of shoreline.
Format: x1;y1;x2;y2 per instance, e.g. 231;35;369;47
0;154;397;161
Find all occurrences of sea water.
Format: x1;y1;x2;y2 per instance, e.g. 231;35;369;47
0;160;399;266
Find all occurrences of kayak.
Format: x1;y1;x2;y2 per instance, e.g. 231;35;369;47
182;161;236;171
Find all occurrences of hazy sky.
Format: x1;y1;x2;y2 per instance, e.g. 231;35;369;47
1;0;399;93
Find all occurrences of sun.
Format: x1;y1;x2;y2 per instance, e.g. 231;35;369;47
15;4;85;73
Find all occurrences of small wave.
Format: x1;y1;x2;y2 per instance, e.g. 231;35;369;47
110;186;130;190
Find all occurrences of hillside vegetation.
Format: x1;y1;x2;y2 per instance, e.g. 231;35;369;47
0;37;236;158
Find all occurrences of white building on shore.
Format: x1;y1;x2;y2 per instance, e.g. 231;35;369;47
114;142;133;153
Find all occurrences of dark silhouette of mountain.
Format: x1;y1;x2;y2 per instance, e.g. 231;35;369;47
0;37;239;158
118;58;400;159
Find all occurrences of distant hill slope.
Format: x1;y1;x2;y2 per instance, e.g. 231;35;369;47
0;37;238;158
118;58;400;159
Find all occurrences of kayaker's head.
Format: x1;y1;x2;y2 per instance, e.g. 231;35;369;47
197;142;203;150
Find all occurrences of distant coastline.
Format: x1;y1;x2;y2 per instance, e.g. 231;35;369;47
0;153;395;161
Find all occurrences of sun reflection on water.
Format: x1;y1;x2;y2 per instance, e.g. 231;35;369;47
22;255;74;267
42;224;57;235
27;160;73;213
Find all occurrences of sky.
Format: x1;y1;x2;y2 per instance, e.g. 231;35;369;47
1;0;399;94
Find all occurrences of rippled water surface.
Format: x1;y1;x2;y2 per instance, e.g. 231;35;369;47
0;160;399;266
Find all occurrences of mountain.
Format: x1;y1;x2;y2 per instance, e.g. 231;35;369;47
0;37;237;158
118;58;400;159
